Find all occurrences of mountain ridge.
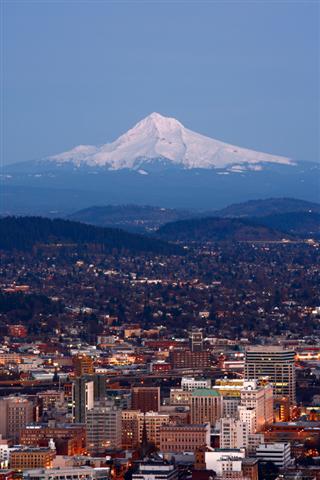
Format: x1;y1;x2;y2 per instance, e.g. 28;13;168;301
68;198;320;233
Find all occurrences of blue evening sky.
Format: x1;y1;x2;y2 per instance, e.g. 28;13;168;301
2;0;319;164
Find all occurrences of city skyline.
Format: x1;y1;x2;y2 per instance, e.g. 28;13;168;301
0;2;319;478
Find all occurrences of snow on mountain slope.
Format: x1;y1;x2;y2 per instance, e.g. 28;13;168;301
48;112;294;170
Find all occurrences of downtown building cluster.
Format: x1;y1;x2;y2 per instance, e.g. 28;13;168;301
0;327;318;480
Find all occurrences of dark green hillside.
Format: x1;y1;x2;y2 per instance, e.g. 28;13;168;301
0;216;182;254
251;212;320;238
213;197;320;218
157;217;287;242
68;204;191;232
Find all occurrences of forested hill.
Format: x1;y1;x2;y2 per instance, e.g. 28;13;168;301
0;216;182;255
157;217;287;242
68;204;191;232
250;211;320;238
213;197;320;217
157;211;320;242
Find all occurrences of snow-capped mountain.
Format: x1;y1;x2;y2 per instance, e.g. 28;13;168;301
3;112;318;215
48;112;294;171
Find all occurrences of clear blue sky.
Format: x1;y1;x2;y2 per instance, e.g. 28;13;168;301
2;0;319;164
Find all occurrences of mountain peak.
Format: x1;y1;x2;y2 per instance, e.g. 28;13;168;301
146;112;171;122
48;113;294;171
141;112;182;124
131;112;184;135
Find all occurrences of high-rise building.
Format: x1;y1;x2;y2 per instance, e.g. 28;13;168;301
222;396;241;418
73;355;94;377
219;408;255;451
0;396;34;442
121;410;140;449
237;406;256;433
72;378;94;423
244;346;296;404
240;381;273;432
220;417;245;450
92;374;107;401
86;400;122;454
71;374;106;405
64;382;73;419
191;389;222;425
131;387;160;413
190;330;204;352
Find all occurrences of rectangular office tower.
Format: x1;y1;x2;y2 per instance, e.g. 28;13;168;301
86;400;122;454
190;330;204;352
72;378;94;423
244;346;296;404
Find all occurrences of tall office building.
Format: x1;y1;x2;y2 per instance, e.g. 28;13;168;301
219;403;265;455
191;389;222;425
223;396;241;418
72;378;94;423
238;406;256;432
92;374;107;401
219;417;250;450
240;381;273;432
86;400;122;454
190;330;204;352
131;387;160;413
244;346;296;404
0;396;34;442
121;410;140;449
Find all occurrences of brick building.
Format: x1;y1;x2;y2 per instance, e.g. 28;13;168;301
159;424;210;453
